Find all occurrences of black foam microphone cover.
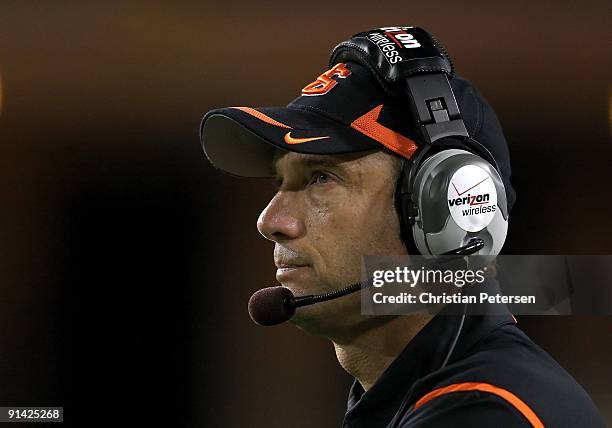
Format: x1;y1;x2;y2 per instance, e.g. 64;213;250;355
248;286;296;326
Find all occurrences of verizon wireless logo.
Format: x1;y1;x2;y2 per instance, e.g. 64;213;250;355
448;192;497;217
447;166;498;232
448;177;497;217
367;26;421;64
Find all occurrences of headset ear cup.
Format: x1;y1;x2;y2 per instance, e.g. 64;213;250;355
395;139;509;256
409;148;508;256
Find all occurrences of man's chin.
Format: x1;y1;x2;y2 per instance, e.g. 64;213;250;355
288;304;329;335
286;292;364;337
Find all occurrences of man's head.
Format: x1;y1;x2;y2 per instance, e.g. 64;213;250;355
200;54;515;334
256;148;405;333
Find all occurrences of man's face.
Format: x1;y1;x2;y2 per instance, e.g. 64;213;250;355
256;149;407;334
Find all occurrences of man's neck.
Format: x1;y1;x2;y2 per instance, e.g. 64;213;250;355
331;315;434;391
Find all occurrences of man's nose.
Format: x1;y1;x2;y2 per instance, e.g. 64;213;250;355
257;192;304;242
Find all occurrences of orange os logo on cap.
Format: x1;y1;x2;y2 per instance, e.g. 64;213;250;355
301;63;351;96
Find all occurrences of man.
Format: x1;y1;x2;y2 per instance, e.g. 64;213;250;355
200;28;603;427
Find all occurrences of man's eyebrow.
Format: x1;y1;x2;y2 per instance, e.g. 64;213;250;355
298;156;344;169
272;154;354;184
272;155;346;178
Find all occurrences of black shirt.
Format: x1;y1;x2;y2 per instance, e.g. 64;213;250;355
342;280;604;427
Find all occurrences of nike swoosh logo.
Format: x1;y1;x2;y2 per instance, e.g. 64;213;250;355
452;176;490;196
284;132;330;145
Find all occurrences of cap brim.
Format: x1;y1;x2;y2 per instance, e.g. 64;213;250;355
200;106;381;177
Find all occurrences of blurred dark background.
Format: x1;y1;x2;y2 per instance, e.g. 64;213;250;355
0;1;610;427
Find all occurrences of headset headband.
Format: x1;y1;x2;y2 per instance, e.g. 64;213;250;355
329;27;468;141
329;26;502;172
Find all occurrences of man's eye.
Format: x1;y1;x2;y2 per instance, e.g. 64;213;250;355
311;172;331;185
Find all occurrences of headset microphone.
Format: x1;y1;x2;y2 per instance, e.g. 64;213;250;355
248;238;484;326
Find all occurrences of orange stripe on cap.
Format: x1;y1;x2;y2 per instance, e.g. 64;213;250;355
231;107;292;129
350;104;417;159
414;382;544;428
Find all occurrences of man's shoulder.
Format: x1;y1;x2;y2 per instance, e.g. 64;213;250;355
396;389;535;427
394;323;604;427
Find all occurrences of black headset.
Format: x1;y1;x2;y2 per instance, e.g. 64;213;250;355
329;26;509;257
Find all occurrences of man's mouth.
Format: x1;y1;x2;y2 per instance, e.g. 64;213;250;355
274;246;313;282
275;263;312;282
275;262;309;269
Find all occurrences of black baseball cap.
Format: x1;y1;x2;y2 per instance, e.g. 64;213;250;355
200;61;516;211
